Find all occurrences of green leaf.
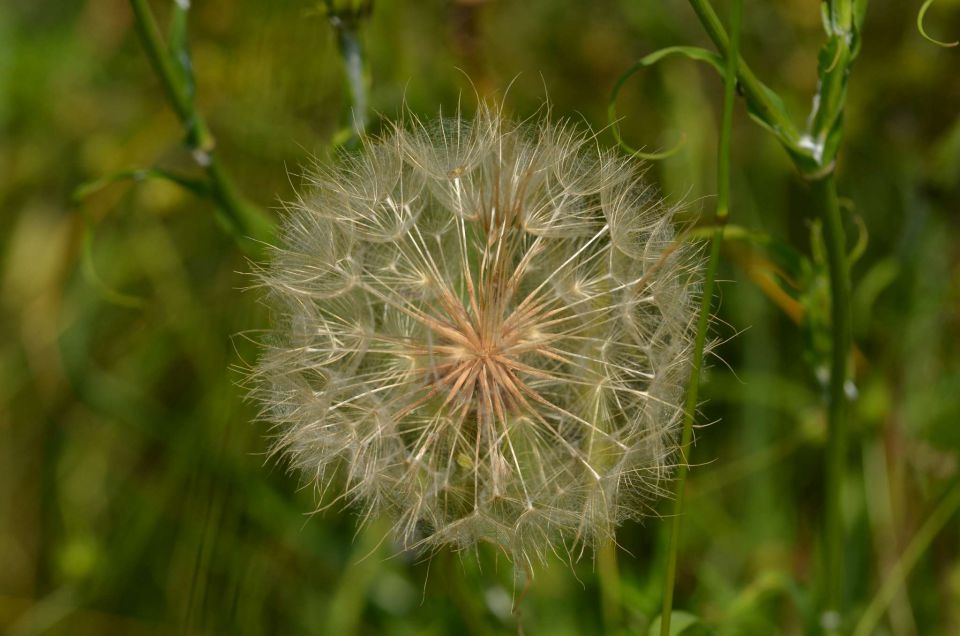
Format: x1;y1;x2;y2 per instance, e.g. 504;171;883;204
608;47;723;160
648;611;710;636
800;220;833;382
684;223;764;244
72;164;212;308
686;224;810;285
637;46;725;75
743;80;813;171
847;212;868;266
609;45;809;171
918;0;959;48
852;258;899;337
72;167;210;204
853;0;869;50
81;223;147;309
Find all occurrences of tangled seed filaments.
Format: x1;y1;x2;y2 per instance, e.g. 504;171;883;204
255;106;700;567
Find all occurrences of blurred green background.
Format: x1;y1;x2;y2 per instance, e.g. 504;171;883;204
1;1;959;634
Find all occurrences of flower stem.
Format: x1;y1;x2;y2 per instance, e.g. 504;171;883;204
127;0;275;251
598;539;622;632
659;2;740;634
334;25;369;138
681;1;862;629
812;172;851;633
852;479;960;636
128;0;194;124
685;0;803;154
324;1;373;142
660;228;722;636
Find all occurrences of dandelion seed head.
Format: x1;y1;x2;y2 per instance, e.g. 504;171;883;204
254;103;701;567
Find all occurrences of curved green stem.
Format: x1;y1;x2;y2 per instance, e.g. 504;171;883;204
917;0;959;48
853;480;960;636
813;173;851;633
659;2;740;634
128;0;275;250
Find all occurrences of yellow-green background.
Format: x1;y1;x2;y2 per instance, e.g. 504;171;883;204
1;1;959;634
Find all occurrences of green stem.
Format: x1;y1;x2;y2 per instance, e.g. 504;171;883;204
812;172;851;633
334;25;369;138
852;480;960;636
683;1;862;630
206;157;276;248
660;229;722;635
598;539;622;633
324;1;372;142
128;0;213;151
685;0;803;153
660;4;740;634
128;0;274;249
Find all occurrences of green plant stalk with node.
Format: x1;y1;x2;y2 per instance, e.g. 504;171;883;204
658;0;740;634
128;0;276;253
648;0;865;632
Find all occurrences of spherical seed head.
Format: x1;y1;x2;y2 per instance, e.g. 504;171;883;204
255;104;700;567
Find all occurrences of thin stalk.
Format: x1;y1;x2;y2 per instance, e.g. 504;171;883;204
659;2;740;633
597;539;622;632
685;0;803;152
852;480;960;636
325;523;388;636
861;439;917;634
325;1;373;142
205;159;276;247
683;1;862;629
660;230;721;635
129;0;196;127
128;0;274;248
334;25;369;138
813;172;851;633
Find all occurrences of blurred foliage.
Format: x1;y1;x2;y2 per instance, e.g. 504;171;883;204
1;0;959;634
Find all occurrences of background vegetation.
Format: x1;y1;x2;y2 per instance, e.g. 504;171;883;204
1;0;959;634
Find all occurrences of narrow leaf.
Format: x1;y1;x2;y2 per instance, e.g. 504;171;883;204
72;167;210;204
608;47;723;160
918;0;959;48
649;611;708;636
81;223;147;309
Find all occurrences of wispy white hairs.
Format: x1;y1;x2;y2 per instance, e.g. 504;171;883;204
254;103;700;569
